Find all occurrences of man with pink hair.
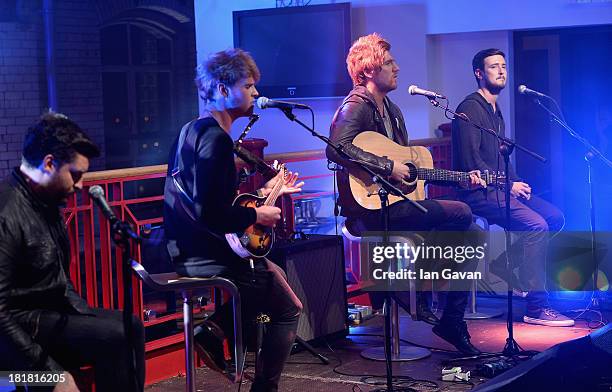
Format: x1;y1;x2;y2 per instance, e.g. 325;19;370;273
327;33;483;355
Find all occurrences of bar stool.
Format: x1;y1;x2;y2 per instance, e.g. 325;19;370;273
131;260;244;392
341;224;431;361
464;215;503;319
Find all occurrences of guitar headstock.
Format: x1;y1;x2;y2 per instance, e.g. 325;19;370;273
282;164;288;181
270;161;288;186
270;160;285;171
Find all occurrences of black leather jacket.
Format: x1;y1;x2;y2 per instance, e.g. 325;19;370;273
0;169;92;371
326;86;410;216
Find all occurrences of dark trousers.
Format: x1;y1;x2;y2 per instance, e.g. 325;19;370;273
178;258;302;392
347;199;480;325
463;191;565;311
33;307;145;392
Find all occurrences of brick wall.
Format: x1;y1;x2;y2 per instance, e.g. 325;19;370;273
0;0;196;178
0;2;47;179
54;0;105;170
0;0;104;177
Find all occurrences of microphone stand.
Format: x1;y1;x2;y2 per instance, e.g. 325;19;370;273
427;98;544;357
99;210;142;392
278;107;427;391
529;96;612;309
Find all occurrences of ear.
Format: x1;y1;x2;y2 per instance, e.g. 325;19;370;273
362;68;375;80
41;154;56;174
217;83;229;98
475;69;483;81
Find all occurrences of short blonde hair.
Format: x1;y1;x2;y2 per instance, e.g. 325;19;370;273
346;33;391;86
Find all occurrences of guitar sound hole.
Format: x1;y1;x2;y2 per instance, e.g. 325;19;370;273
404;162;418;185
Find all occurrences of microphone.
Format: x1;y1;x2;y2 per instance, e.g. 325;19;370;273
518;85;548;98
89;185;139;241
408;85;446;99
89;185;118;225
256;97;310;110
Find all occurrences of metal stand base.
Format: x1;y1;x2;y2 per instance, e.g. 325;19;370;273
361;346;431;362
464;308;504;320
360;297;431;363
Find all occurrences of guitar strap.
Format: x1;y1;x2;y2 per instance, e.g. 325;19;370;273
171;119;197;220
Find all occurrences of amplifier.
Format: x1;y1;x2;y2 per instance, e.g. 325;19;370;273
270;235;348;342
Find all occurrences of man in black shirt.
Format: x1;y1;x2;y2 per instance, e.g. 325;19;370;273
452;48;572;327
164;49;303;392
0;112;145;391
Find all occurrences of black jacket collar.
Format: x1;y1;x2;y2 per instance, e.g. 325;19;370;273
10;167;60;217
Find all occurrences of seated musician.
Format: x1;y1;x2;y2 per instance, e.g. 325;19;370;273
163;48;304;392
0;112;145;391
326;33;484;355
451;48;570;327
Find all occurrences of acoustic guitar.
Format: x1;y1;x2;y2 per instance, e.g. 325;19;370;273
349;131;504;210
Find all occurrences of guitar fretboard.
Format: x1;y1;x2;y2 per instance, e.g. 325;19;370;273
411;167;472;183
264;166;286;206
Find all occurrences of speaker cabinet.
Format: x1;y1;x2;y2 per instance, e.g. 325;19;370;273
270;235;348;342
473;324;612;391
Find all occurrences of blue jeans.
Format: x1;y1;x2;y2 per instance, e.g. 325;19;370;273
463;191;565;312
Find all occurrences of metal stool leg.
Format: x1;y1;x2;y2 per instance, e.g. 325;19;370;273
183;290;196;392
231;290;244;383
361;297;431;361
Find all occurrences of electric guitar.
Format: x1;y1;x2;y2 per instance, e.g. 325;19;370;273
226;164;287;259
349;131;505;210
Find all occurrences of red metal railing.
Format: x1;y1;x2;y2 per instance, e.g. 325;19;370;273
62;136;451;385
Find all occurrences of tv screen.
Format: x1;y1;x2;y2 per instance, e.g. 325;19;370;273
233;3;352;99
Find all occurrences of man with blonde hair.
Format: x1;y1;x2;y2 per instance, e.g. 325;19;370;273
327;33;483;355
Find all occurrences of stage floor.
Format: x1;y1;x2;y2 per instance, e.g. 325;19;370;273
145;297;608;391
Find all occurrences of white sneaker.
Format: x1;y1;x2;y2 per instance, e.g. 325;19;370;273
523;307;575;327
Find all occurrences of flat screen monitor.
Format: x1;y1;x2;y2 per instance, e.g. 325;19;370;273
233;3;352;99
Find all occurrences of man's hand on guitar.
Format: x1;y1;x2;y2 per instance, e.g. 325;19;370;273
511;181;532;200
390;160;410;182
261;167;304;197
468;170;486;189
255;205;282;227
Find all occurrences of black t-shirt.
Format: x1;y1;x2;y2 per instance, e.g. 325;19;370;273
451;92;520;196
163;117;257;275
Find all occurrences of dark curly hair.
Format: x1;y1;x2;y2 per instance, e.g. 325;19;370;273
472;48;506;87
22;111;100;167
194;48;260;104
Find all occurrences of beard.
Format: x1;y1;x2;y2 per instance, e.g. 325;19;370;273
485;77;506;95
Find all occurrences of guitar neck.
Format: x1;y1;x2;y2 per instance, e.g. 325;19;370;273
413;167;472;183
263;167;286;206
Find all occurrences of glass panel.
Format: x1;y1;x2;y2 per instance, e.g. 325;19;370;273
130;24;172;66
135;72;170;135
134;72;172;166
102;72;134;168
